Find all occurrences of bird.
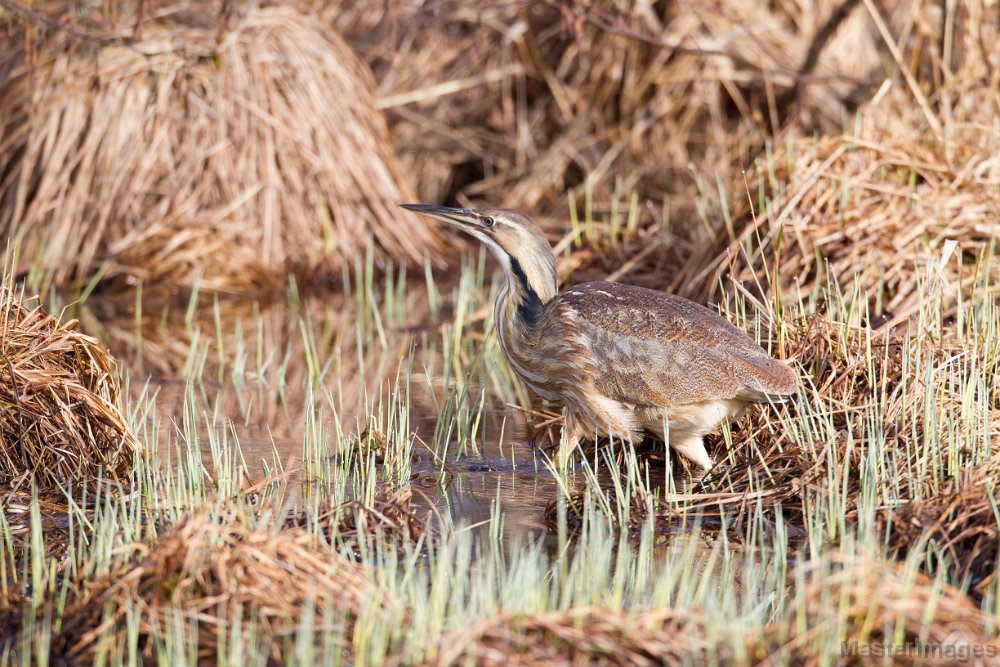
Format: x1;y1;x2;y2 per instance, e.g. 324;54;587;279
401;204;797;472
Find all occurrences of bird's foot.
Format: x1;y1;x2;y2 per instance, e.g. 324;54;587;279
554;413;582;474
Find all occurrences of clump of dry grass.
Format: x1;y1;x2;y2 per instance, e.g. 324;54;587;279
0;283;138;488
415;553;1000;666
685;7;1000;316
0;3;443;294
332;0;1000;332
874;454;1000;599
289;483;430;557
415;606;712;667
759;553;1000;666
51;506;394;661
333;0;885;214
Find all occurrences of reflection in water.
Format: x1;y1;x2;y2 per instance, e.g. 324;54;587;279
143;377;562;547
82;269;569;548
79;269;732;564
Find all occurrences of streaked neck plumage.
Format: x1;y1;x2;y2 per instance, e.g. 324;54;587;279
493;244;558;364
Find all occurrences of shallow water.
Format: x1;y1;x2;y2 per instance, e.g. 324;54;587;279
78;275;580;549
69;266;734;561
145;377;561;546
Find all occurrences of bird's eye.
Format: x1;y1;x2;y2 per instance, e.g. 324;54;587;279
483;216;496;227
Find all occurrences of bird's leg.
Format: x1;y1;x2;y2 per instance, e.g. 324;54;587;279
667;433;713;473
555;408;583;472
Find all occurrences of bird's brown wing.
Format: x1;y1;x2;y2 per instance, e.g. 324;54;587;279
553;281;796;406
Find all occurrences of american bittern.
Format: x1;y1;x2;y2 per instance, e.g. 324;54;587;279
402;204;797;471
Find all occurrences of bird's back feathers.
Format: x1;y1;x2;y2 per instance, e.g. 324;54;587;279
550;281;797;407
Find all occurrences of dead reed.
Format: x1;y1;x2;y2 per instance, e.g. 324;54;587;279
51;505;394;662
758;553;1000;666
0;283;138;488
336;0;997;327
419;606;712;667
0;3;443;294
333;0;885;215
682;7;1000;315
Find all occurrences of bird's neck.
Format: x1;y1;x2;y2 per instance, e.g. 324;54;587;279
491;255;558;395
499;256;556;326
494;284;540;377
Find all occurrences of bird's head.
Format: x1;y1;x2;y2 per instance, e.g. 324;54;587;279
401;204;558;303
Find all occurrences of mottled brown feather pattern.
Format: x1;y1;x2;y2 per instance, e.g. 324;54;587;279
404;204;796;469
552;282;797;406
495;288;593;402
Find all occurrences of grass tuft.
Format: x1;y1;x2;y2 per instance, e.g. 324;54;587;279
49;504;395;663
0;4;445;294
0;282;138;489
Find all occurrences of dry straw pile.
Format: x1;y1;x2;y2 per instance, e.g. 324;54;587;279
684;2;1000;316
0;283;137;487
422;554;1000;666
334;0;884;213
419;606;712;666
52;506;395;661
0;3;442;293
336;0;998;327
758;554;1000;666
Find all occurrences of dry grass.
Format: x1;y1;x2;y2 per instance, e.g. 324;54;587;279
50;505;394;662
416;606;712;667
759;554;1000;666
0;282;138;488
331;0;1000;333
0;3;443;294
418;554;1000;666
682;6;1000;314
333;0;885;215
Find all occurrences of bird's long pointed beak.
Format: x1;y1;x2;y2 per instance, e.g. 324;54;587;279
400;204;482;230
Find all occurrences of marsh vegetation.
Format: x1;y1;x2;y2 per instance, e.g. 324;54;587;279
1;1;998;665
